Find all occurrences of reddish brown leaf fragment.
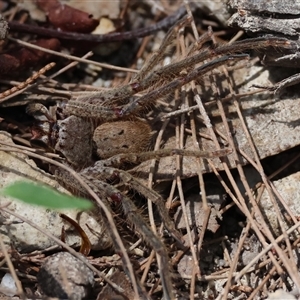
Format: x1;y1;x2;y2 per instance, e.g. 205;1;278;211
16;38;61;65
60;213;92;256
0;62;56;99
36;0;99;33
0;38;60;74
61;225;66;244
8;5;188;43
0;54;20;74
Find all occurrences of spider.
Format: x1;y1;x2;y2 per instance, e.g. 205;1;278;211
27;15;292;300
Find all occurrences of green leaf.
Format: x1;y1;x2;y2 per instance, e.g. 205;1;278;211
1;181;93;210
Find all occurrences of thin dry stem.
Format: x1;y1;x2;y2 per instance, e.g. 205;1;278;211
0;62;56;99
218;64;300;294
212;75;287;287
172;17;207;291
180;11;213;278
218;217;253;299
8;37;138;74
175;115;200;274
142;99;177;287
227;82;300;291
0;51;93;103
0;234;24;298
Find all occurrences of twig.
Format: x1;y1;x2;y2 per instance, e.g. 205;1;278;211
8;6;188;43
0;234;25;298
8;37;138;73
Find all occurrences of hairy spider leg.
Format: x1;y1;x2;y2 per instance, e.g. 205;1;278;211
133;15;192;83
82;174;175;300
65;36;291;121
66;54;247;121
97;148;232;169
119;54;248;117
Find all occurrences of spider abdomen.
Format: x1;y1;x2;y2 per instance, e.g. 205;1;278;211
93;120;152;159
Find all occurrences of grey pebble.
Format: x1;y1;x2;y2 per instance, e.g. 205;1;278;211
37;252;94;300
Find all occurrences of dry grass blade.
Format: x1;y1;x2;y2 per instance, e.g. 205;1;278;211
0;233;24;298
8;36;138;74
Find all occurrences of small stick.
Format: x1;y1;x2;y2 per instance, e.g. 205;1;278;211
252;72;300;96
0;234;25;298
8;6;188;43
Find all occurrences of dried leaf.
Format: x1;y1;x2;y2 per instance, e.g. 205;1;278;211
60;213;92;256
0;39;60;74
36;0;99;33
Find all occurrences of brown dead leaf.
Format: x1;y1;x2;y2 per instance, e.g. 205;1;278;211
36;0;99;33
0;38;60;74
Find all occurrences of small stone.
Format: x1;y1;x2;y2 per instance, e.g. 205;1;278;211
266;289;296;300
0;273;17;296
258;171;300;236
37;252;94;300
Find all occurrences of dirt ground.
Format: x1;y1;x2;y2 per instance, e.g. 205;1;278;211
1;1;300;299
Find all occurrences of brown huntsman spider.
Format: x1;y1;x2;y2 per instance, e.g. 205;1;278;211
27;15;292;300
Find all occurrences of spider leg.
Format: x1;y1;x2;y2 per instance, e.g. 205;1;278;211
121;37;292;117
83;175;175;300
81;148;232;243
147;36;291;86
65;36;291;121
81;163;182;243
55;168;153;299
65;16;190;120
252;72;300;96
119;54;248;117
56;166;175;298
99;148;232;169
132;15;191;83
66;53;246;121
127;37;291;108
